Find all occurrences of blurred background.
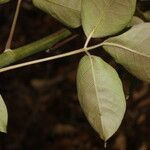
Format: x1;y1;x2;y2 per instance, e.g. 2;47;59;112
0;0;149;149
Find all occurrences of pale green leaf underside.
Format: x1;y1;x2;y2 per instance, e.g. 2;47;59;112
0;95;8;133
103;23;150;82
32;0;81;28
0;0;9;4
128;16;144;27
82;0;136;38
77;55;126;140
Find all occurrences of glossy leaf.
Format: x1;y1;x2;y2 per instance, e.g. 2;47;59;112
0;95;8;133
128;16;144;27
103;23;150;82
77;55;126;141
32;0;81;28
81;0;136;38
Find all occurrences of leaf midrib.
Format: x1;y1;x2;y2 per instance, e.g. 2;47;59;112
89;56;105;139
103;42;150;58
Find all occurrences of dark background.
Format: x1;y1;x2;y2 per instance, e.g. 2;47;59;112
0;0;149;149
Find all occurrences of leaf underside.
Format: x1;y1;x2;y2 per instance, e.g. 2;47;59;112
32;0;81;28
128;16;144;27
0;95;8;133
103;23;150;83
81;0;136;38
77;55;126;141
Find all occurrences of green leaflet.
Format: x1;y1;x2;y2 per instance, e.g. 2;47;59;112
81;0;136;38
77;55;126;141
103;23;150;82
0;95;8;133
127;16;144;27
32;0;81;28
0;0;9;4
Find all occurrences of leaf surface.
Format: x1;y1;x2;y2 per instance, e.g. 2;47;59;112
77;55;126;140
81;0;136;37
32;0;81;28
103;23;150;82
0;95;8;133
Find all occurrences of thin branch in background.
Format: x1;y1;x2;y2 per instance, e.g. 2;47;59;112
50;34;79;51
5;0;23;50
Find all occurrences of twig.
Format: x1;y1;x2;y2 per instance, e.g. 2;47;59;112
51;34;78;50
1;40;149;73
0;43;104;73
5;0;23;50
